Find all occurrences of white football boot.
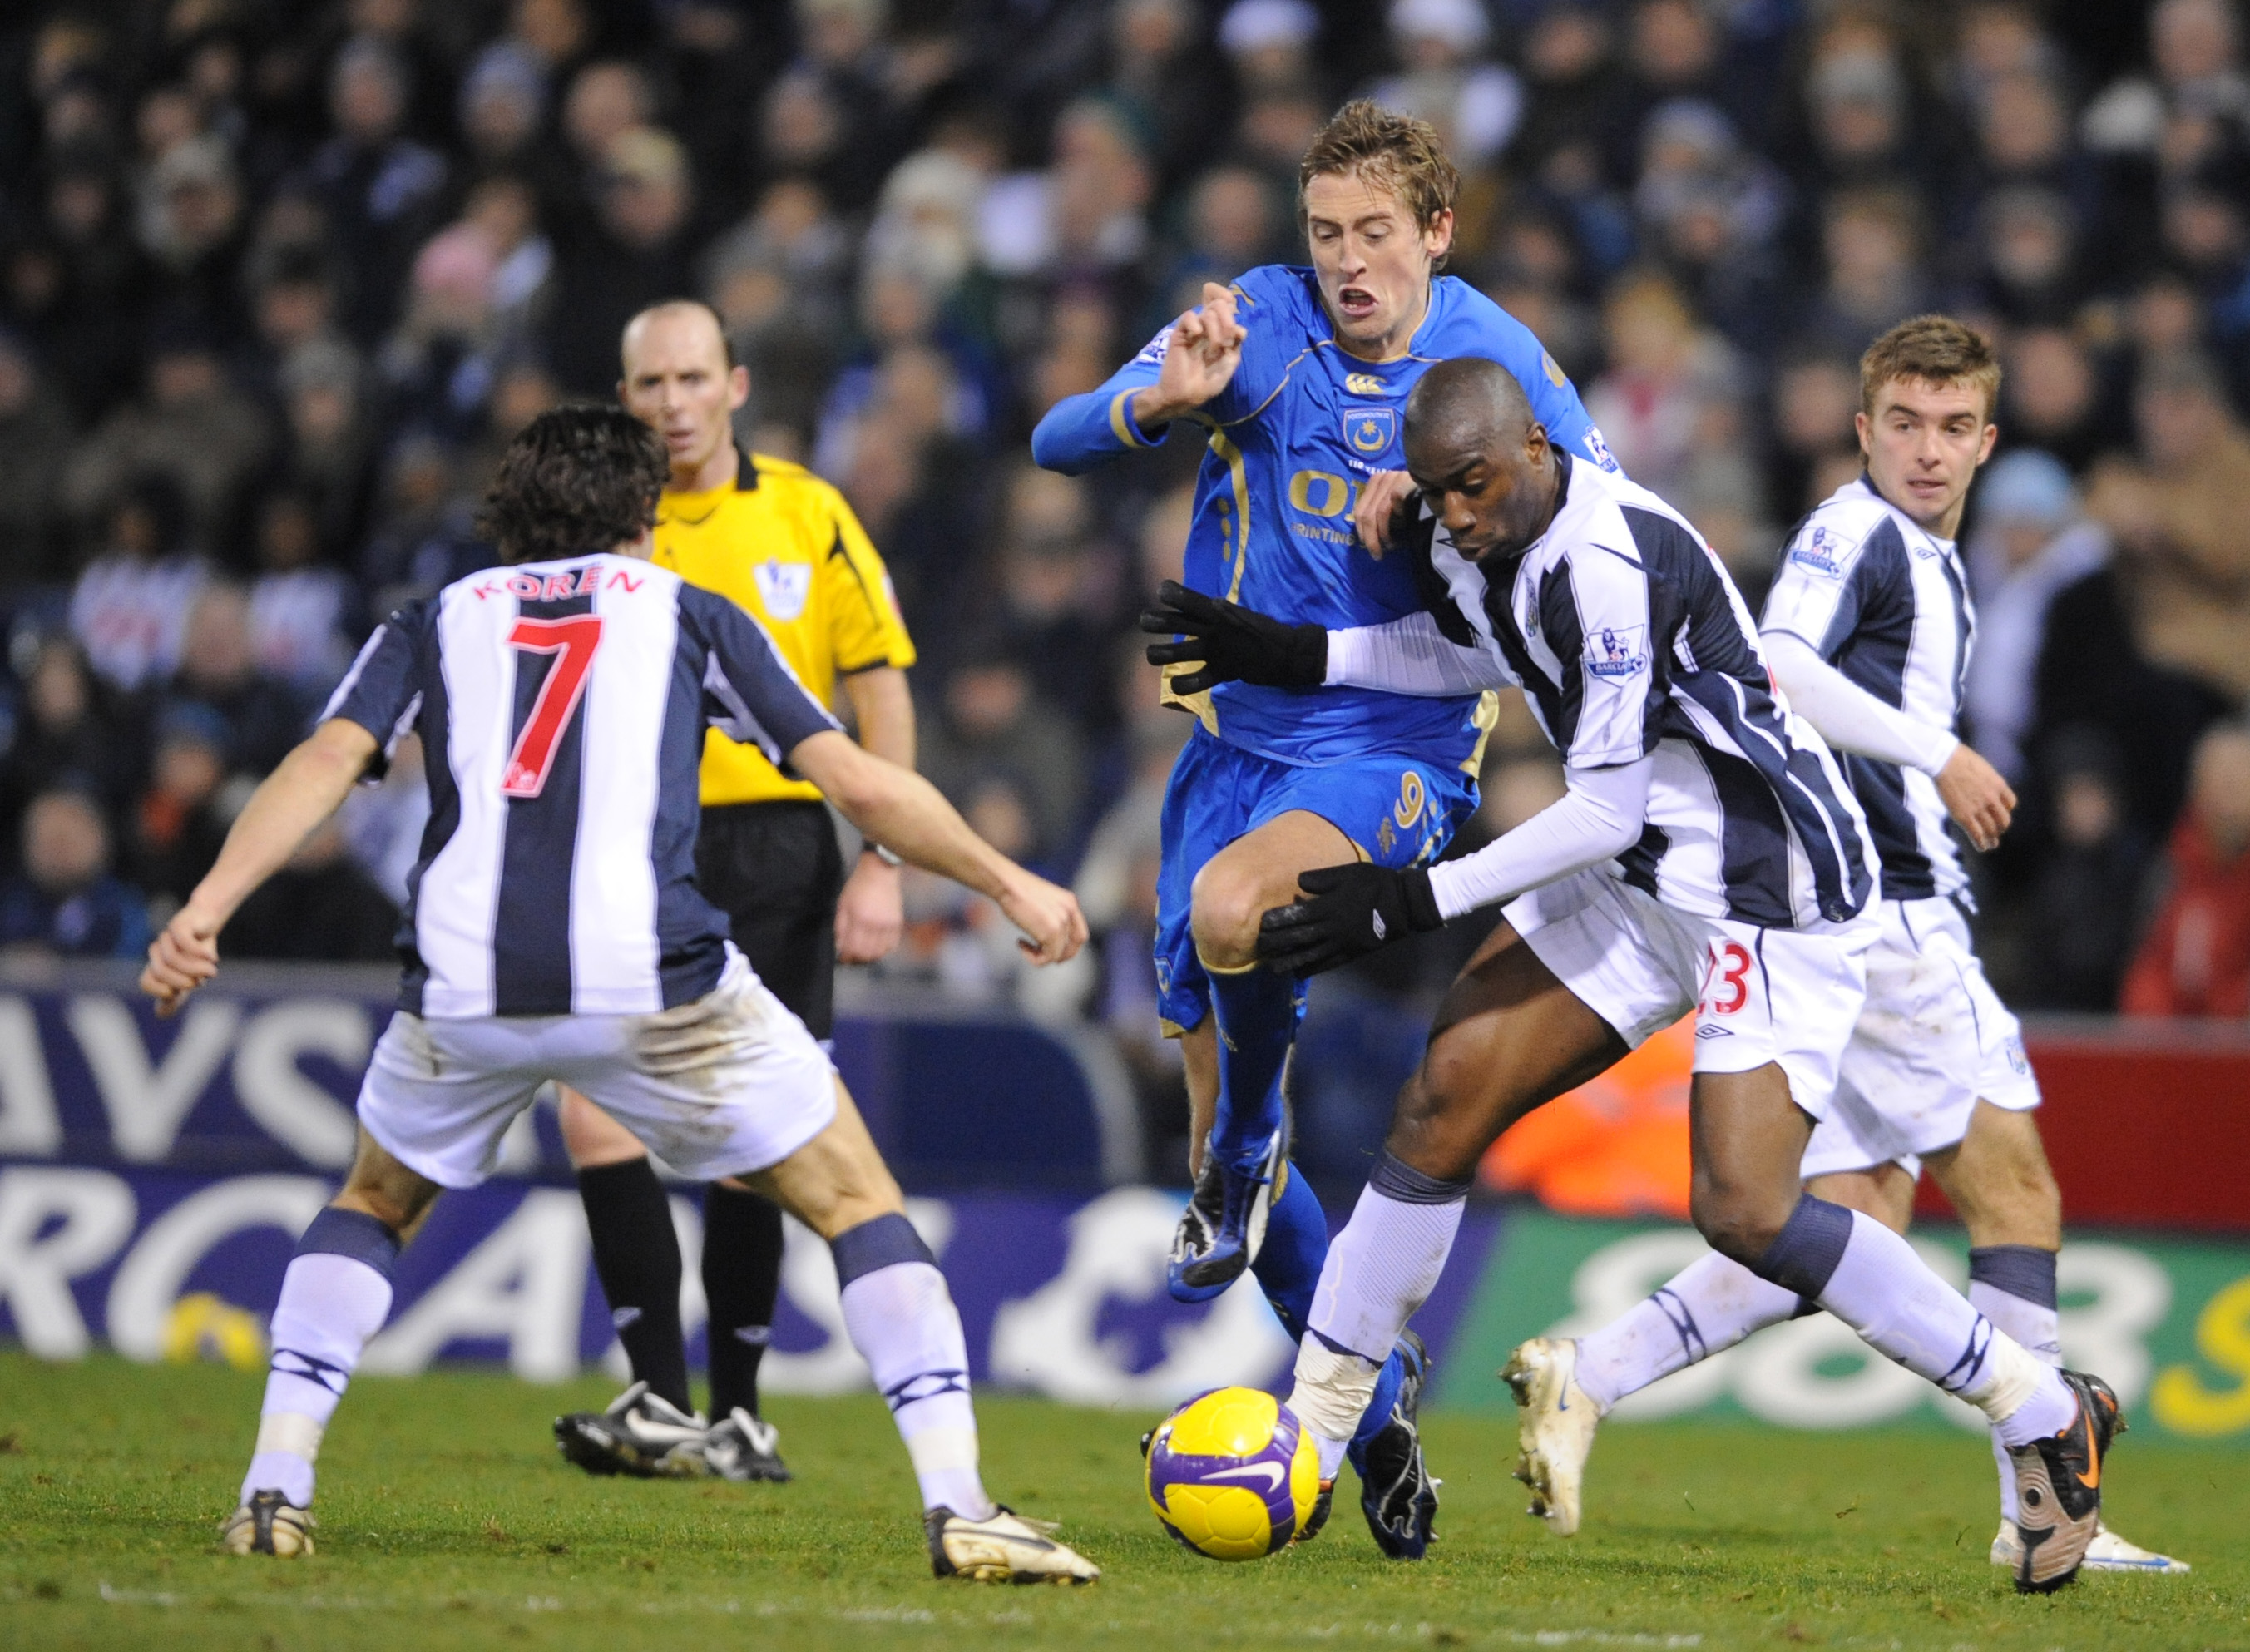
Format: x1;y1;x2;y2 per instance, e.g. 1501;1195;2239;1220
1992;1519;2190;1574
219;1490;314;1556
1502;1337;1604;1536
926;1506;1100;1583
701;1407;791;1482
553;1380;710;1477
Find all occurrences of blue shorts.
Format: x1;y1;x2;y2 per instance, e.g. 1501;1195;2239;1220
1154;727;1478;1032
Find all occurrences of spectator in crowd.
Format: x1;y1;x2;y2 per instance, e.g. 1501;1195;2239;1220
61;325;274;547
2124;723;2250;1017
308;35;449;345
1361;0;1523;171
1965;450;2112;785
0;636;138;863
2084;353;2250;702
920;647;1084;864
0;789;149;960
121;702;232;913
0;328;74;586
2010;729;2151;1014
546;126;696;393
221;817;399;962
245;489;356;696
68;476;206;694
169;582;310;779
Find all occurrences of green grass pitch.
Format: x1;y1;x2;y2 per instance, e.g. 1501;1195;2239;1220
2;1353;2241;1651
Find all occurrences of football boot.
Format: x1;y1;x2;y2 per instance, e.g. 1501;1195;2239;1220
553;1380;709;1477
219;1490;314;1557
1992;1518;2187;1575
1502;1336;1603;1536
1352;1328;1438;1560
925;1505;1100;1583
1167;1123;1288;1303
2006;1369;2123;1594
701;1407;791;1483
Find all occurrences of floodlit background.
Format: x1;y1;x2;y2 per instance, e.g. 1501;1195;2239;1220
0;0;2246;1440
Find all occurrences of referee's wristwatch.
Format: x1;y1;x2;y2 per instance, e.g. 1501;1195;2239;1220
862;843;903;868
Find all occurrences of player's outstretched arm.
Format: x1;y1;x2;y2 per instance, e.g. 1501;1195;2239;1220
141;718;379;1015
1141;581;1506;697
1762;631;2015;849
788;730;1087;964
1030;284;1245;475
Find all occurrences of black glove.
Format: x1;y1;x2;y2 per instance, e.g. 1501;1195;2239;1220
1140;580;1326;695
1257;862;1444;977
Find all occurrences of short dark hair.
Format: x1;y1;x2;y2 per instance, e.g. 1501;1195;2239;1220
476;403;668;564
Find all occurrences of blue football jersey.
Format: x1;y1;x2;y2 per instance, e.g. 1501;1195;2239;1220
1033;265;1616;771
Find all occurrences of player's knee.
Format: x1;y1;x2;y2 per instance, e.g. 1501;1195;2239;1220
1690;1179;1794;1268
1188;861;1266;969
1383;1067;1481;1185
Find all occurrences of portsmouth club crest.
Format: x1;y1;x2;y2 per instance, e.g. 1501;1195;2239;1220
1585;624;1649;679
1343;406;1397;456
753;559;813;621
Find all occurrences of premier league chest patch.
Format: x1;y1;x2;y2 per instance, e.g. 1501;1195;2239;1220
1789;524;1850;576
753;560;813;621
1342;406;1397;457
1586;625;1649;678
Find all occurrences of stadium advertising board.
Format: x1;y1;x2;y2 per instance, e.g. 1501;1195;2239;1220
3;972;2248;1441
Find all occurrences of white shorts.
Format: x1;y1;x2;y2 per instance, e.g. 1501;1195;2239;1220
358;950;838;1190
1799;896;2040;1180
1504;868;1875;1120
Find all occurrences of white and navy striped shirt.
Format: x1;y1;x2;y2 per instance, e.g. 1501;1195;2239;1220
324;553;841;1018
1762;477;1972;903
1366;453;1875;930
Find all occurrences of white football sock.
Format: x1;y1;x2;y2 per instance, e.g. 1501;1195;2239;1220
1290;1156;1467;1471
244;1251;394;1508
1753;1198;2074;1446
839;1259;992;1520
1970;1248;2063;1522
1574;1252;1802;1412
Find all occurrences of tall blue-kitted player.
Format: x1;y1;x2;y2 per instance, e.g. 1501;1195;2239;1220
1031;101;1616;1557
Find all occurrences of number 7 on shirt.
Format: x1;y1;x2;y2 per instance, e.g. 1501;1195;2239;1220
502;615;604;798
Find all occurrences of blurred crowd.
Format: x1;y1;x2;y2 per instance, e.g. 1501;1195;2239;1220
6;1;2250;1164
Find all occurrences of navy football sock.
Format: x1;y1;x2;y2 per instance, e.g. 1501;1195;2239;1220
1251;1166;1328;1340
1203;963;1302;1173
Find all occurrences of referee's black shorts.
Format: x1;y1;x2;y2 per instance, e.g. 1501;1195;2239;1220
693;799;845;1039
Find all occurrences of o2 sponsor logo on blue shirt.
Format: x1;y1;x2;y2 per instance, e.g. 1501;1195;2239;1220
1585;624;1649;678
1789;525;1849;576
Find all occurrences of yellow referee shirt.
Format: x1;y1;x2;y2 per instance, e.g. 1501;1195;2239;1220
654;448;917;806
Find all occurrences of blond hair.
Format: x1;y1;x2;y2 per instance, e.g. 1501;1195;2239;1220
1298;100;1460;263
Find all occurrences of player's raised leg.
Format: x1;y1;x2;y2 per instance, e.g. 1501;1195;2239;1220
222;1129;441;1556
1511;1157;1907;1537
744;1081;1098;1583
1170;809;1343;1298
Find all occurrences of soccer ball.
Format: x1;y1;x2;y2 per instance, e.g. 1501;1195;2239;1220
1144;1386;1320;1560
